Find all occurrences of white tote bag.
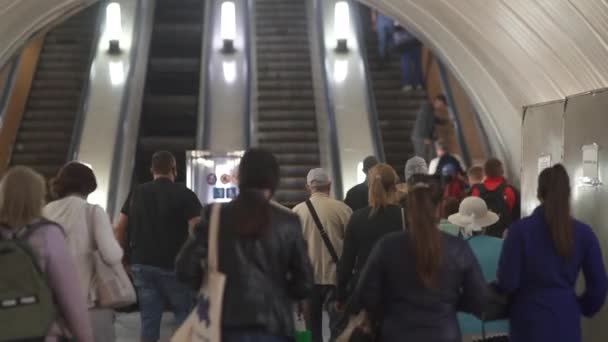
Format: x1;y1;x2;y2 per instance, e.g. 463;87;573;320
172;204;226;342
88;205;136;309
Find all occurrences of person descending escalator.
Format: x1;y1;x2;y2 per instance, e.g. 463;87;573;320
411;95;450;163
344;156;379;212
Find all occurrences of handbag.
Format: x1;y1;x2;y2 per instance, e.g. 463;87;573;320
336;310;374;342
89;205;136;309
172;204;226;342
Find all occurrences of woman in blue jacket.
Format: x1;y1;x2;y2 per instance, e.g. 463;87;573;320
498;164;608;342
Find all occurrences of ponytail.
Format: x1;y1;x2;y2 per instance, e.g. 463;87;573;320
406;185;443;288
538;164;573;259
368;164;398;216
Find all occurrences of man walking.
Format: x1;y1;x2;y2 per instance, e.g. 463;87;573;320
115;151;202;342
344;156;378;212
293;168;352;342
411;94;449;162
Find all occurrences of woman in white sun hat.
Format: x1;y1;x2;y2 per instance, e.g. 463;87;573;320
448;196;509;342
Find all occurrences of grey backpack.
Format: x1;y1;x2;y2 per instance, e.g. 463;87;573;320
0;222;58;340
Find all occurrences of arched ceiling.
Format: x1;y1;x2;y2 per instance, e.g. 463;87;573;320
362;0;608;179
2;0;608;179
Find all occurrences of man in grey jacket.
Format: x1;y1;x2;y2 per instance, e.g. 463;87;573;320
411;94;448;162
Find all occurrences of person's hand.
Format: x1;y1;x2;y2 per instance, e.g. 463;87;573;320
297;301;309;320
424;139;432;145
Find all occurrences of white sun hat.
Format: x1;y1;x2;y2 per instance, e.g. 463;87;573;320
448;196;499;232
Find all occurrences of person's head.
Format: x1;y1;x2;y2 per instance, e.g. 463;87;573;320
405;156;428;182
306;168;331;195
484;158;504;179
407;174;443;205
362;156;379;177
0;166;47;229
232;148;280;236
406;184;443;289
448;196;499;236
51;162;97;199
467;166;484;185
150;151;177;181
433;94;447;110
442;197;460;219
537;164;573;259
368;164;399;216
435;140;447;157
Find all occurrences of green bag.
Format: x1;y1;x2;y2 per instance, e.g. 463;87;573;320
0;223;57;340
296;330;312;342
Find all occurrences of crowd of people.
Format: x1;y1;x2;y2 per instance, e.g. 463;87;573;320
1;146;607;342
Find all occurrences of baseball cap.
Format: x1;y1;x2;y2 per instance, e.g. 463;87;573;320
307;168;331;186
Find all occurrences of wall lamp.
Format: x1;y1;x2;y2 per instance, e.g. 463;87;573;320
221;1;237;53
106;2;122;54
334;1;350;53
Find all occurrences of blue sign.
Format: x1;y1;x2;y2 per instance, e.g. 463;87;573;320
213;187;225;199
226;187;238;199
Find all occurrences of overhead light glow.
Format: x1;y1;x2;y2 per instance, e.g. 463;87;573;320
221;1;236;53
333;59;349;83
334;1;350;52
106;3;122;53
223;61;237;83
109;61;125;85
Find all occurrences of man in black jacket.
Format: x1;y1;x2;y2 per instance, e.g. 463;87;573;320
344;156;378;211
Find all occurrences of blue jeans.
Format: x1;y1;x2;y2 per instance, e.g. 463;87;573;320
376;16;394;60
224;331;290;342
400;45;424;88
131;264;195;342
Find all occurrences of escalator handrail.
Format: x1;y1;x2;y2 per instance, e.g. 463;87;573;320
246;0;258;148
313;0;344;200
198;0;213;149
351;2;386;164
106;0;145;218
68;3;104;162
0;57;19;121
243;0;253;148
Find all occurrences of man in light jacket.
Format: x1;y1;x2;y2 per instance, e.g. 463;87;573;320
293;168;352;342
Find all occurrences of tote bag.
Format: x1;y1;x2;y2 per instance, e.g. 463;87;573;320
172;204;226;342
89;205;136;309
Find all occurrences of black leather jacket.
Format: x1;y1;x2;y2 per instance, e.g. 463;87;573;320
355;231;490;342
175;203;314;338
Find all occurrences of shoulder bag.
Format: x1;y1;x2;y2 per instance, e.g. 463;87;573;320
172;203;226;342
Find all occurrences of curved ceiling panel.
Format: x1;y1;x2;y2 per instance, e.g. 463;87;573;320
0;0;96;67
363;0;608;178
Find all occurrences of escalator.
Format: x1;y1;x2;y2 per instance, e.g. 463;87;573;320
361;7;427;180
132;0;204;184
255;0;320;207
9;5;100;178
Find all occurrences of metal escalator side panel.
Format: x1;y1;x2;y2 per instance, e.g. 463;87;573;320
0;35;45;175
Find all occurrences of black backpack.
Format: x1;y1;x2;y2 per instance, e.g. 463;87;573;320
473;183;519;238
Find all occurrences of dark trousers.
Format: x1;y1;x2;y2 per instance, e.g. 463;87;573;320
308;284;337;342
401;45;424;88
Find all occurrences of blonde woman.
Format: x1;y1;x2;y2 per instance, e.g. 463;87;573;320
336;164;403;307
0;166;93;342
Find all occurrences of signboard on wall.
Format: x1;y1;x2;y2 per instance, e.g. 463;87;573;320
186;151;244;205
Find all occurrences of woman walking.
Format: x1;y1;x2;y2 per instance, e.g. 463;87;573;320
498;164;608;341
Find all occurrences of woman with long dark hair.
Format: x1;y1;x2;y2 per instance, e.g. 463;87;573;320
498;164;608;342
355;185;489;341
176;148;314;342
